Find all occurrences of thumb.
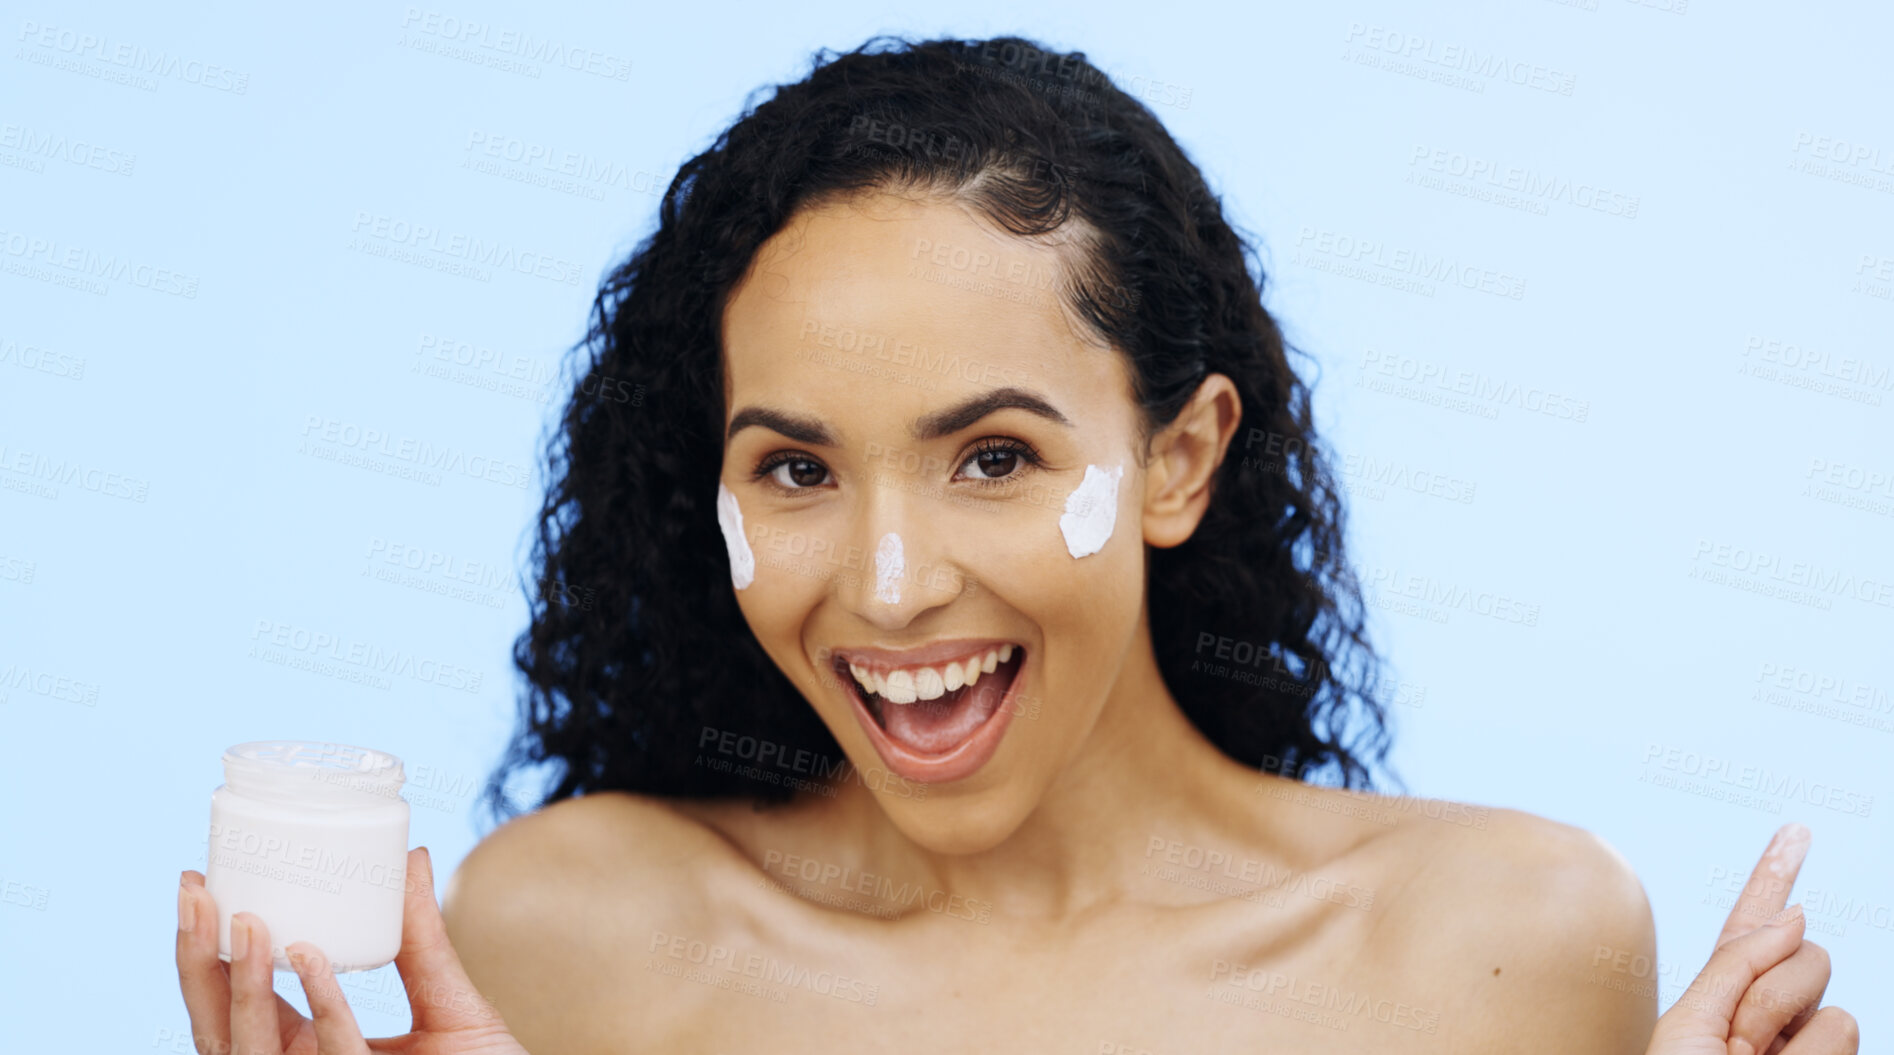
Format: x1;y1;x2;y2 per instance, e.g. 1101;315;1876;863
394;846;506;1034
1648;904;1805;1049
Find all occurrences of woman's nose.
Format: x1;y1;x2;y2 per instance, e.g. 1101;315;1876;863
837;496;968;630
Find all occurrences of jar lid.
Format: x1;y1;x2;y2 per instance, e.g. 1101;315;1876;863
222;740;407;806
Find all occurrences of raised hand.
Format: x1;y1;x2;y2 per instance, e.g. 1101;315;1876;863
1644;823;1858;1055
175;846;530;1055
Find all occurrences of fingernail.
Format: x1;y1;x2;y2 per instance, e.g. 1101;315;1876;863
1730;1038;1755;1055
231;914;250;959
1768;903;1804;927
176;883;194;933
1765;822;1812;878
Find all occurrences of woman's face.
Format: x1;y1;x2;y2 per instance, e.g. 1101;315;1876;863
718;191;1149;854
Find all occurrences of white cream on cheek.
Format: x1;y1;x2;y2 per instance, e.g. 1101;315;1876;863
1059;462;1124;559
875;532;904;604
716;482;756;590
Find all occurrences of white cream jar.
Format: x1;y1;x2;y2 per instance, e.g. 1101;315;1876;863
204;740;410;972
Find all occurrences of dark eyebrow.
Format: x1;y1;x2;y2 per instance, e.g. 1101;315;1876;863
911;387;1072;441
726;387;1072;448
726;407;834;448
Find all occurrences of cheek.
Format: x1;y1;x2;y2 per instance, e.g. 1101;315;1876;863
1057;462;1125;559
950;469;1136;621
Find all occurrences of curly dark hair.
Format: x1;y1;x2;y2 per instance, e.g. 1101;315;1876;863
480;33;1394;825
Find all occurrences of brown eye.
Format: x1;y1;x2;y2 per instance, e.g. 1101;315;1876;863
968;448;1018;479
768;457;830;489
957;440;1037;483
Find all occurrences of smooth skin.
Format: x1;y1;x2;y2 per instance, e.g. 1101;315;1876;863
172;830;1856;1053
176;192;1858;1053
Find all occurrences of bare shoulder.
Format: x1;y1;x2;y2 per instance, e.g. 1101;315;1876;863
442;790;736;923
440;791;752;1050
1363;798;1657;1051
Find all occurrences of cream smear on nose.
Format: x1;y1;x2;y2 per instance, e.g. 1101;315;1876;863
875;532;905;604
716;482;756;589
1059;462;1124;559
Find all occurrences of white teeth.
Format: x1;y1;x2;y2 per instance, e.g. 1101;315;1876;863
843;647;1019;705
882;669;917;704
914;667;945;700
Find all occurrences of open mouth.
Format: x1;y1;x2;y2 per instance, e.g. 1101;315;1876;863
830;642;1027;782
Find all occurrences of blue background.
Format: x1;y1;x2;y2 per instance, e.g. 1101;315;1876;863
2;0;1889;1046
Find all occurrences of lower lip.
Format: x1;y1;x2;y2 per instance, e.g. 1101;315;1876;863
842;652;1026;785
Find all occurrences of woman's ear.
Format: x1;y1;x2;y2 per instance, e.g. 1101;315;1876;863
1142;373;1242;549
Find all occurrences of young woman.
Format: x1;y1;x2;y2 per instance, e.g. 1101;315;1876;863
173;35;1858;1054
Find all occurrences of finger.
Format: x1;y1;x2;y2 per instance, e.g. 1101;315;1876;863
1778;1006;1860;1054
1730;940;1831;1055
1716;822;1811;949
1648;903;1805;1047
288;942;371;1055
394;846;505;1033
229;912;287;1055
1768;991;1824;1054
176;872;233;1055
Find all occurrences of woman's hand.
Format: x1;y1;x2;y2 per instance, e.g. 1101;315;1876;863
1644;823;1858;1055
176;846;530;1055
